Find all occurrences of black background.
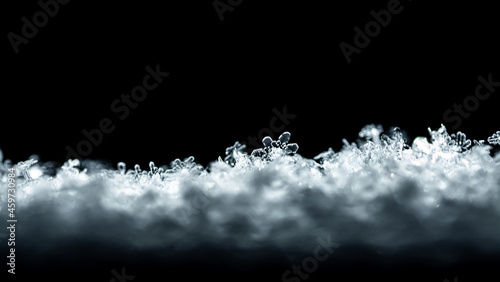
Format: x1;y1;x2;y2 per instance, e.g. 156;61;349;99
3;0;499;168
2;1;500;281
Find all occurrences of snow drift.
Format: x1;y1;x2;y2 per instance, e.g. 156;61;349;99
1;125;500;267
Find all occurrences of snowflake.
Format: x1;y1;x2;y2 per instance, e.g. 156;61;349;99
251;132;299;160
16;159;39;181
487;131;500;145
224;141;247;166
359;124;384;145
450;131;472;152
166;156;202;173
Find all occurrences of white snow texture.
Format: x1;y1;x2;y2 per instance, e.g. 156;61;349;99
1;124;500;260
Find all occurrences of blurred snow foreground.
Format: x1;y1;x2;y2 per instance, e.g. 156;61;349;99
1;125;500;257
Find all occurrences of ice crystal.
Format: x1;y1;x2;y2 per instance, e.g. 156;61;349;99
165;156;202;174
358;124;384;145
224;141;247;166
488;131;500;145
450;131;472;152
16;159;38;181
250;131;299;160
61;159;84;175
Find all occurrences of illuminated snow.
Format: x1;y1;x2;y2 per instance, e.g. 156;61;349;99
1;125;500;257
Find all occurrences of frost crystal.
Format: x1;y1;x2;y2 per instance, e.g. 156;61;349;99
117;162;126;174
62;159;80;174
251;131;299;160
224;141;246;166
359;124;384;145
473;139;485;147
166;156;202;173
16;159;38;181
487;131;500;145
450;131;472;152
314;147;335;163
148;161;159;176
428;124;452;150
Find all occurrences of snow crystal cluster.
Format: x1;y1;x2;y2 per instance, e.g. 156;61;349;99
0;125;499;258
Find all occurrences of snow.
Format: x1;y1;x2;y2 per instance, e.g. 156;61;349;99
1;125;500;262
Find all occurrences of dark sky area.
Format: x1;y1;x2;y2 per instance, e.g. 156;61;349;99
3;0;499;168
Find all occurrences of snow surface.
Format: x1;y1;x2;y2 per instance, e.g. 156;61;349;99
1;125;500;263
